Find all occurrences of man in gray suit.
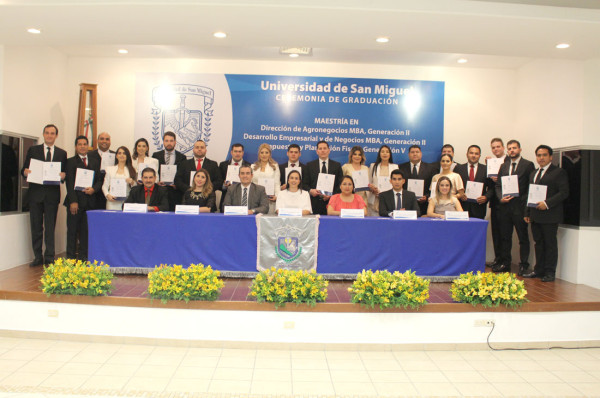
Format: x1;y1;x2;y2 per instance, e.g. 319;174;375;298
222;165;269;215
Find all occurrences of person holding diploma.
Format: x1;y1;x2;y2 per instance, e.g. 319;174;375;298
279;144;307;190
153;131;187;211
21;124;67;267
431;154;464;197
88;132;115;210
523;145;569;282
342;146;369;206
276;170;312;215
183;169;217;212
327;176;367;216
175;140;222;204
455;145;494;219
426;176;463;218
379;169;421;217
486;138;510;270
132;138;159;178
218;143;251;212
493;139;535;275
399;144;435;216
305;140;343;215
252;143;280;214
222;165;269;215
125;167;169;212
102;146;137;210
64;135;102;260
367;145;398;216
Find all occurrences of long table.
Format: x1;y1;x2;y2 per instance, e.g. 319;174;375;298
87;211;487;276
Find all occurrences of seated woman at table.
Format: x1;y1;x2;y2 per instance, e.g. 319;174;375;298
102;146;137;210
183;169;216;212
276;170;312;215
327;175;368;216
430;154;464;196
426;176;463;218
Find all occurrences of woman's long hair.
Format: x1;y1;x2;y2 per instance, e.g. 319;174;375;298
190;168;213;197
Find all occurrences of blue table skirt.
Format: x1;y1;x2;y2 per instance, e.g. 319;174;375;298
87;211;487;276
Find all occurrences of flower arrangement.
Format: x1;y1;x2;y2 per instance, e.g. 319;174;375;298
40;258;114;296
450;271;528;308
249;267;328;308
147;263;224;303
348;269;430;310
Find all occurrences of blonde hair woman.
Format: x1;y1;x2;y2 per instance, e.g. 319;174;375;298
252;143;280;214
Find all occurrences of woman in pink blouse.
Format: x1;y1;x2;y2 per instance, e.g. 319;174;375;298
327;175;368;216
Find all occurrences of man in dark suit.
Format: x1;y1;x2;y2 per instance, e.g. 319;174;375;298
222;165;269;214
398;144;435;216
21;124;68;266
304;140;343;215
455;145;494;219
125;167;169;212
494;139;535;275
379;169;421;217
88;131;115;210
152;131;187;211
64;136;102;261
218;143;251;212
523;145;569;282
430;144;458;174
486;138;510;269
279;144;308;190
175;140;222;204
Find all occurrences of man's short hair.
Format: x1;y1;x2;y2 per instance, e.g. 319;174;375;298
408;145;421;152
442;144;454;152
239;165;253;174
490;138;504;146
195;139;206;145
390;169;405;179
44;124;59;135
231;143;244;150
317;140;329;148
288;144;301;151
141;167;156;177
506;139;521;148
163;131;176;140
74;135;88;146
535;144;553;156
467;144;481;153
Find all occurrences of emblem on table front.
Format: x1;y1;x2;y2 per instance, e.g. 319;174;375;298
151;84;214;156
274;225;302;263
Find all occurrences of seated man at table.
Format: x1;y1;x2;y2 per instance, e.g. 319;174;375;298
124;167;169;212
222;165;269;215
379;169;421;217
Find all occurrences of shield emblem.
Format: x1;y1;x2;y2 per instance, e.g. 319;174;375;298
276;237;301;262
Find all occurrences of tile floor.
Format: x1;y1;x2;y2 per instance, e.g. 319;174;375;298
0;337;599;397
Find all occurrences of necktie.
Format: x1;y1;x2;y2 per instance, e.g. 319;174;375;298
197;158;202;170
291;163;296;167
234;162;239;166
412;164;418;178
46;147;51;161
469;165;475;181
535;168;543;184
82;157;87;167
242;187;248;206
396;192;402;210
166;152;171;165
145;188;151;204
321;161;327;173
511;162;517;175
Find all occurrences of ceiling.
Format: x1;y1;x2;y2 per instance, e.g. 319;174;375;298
1;0;600;69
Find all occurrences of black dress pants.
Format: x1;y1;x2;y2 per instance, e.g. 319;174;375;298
29;199;58;263
531;222;558;277
498;203;530;267
66;209;89;260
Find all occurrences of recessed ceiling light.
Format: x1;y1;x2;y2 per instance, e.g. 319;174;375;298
27;28;41;34
457;58;468;64
118;49;128;54
289;53;299;58
556;43;570;49
213;32;227;39
375;37;389;43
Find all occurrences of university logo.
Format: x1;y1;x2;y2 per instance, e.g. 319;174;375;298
151;84;214;155
274;225;302;263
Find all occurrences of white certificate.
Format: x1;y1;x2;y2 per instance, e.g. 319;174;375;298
340;208;364;218
501;175;519;197
527;184;547;207
136;163;147;181
377;176;392;192
445;211;470;220
486;157;504;177
26;158;44;185
189;170;195;187
316;173;335;195
109;178;127;200
465;181;484;202
430;181;437;199
392;210;418;219
224;205;248;215
352;170;370;192
406;179;424;198
74;168;94;191
160;165;177;185
278;208;303;217
226;165;240;183
123;203;147;213
285;166;302;180
100;153;115;171
43;162;62;185
175;205;200;214
256;177;275;196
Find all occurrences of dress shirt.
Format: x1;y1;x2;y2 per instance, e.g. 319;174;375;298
44;144;55;161
533;164;550;209
240;183;251;202
79;155;88;165
468;162;478;180
144;186;159;212
393;189;403;208
410;162;421;176
319;158;329;173
165;150;175;165
509;156;521;175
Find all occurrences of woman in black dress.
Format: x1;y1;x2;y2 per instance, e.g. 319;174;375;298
183;169;216;212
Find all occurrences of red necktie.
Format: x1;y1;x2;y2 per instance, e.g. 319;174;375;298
83;157;87;167
234;162;239;166
469;165;474;181
197;158;202;170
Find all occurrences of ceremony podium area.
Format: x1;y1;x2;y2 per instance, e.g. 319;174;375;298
88;211;487;277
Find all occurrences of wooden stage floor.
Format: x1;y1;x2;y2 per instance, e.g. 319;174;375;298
2;263;600;313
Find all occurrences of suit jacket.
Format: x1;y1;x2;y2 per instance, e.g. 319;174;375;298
304;158;343;214
495;157;535;208
398;161;436;197
88;149;116;208
525;164;569;224
378;189;421;217
222;182;269;214
487;156;511;209
88;148;116;165
21;144;68;204
454;162;494;219
175;157;222;194
153;149;187;207
63;154;103;209
278;162;308;190
125;183;169;211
